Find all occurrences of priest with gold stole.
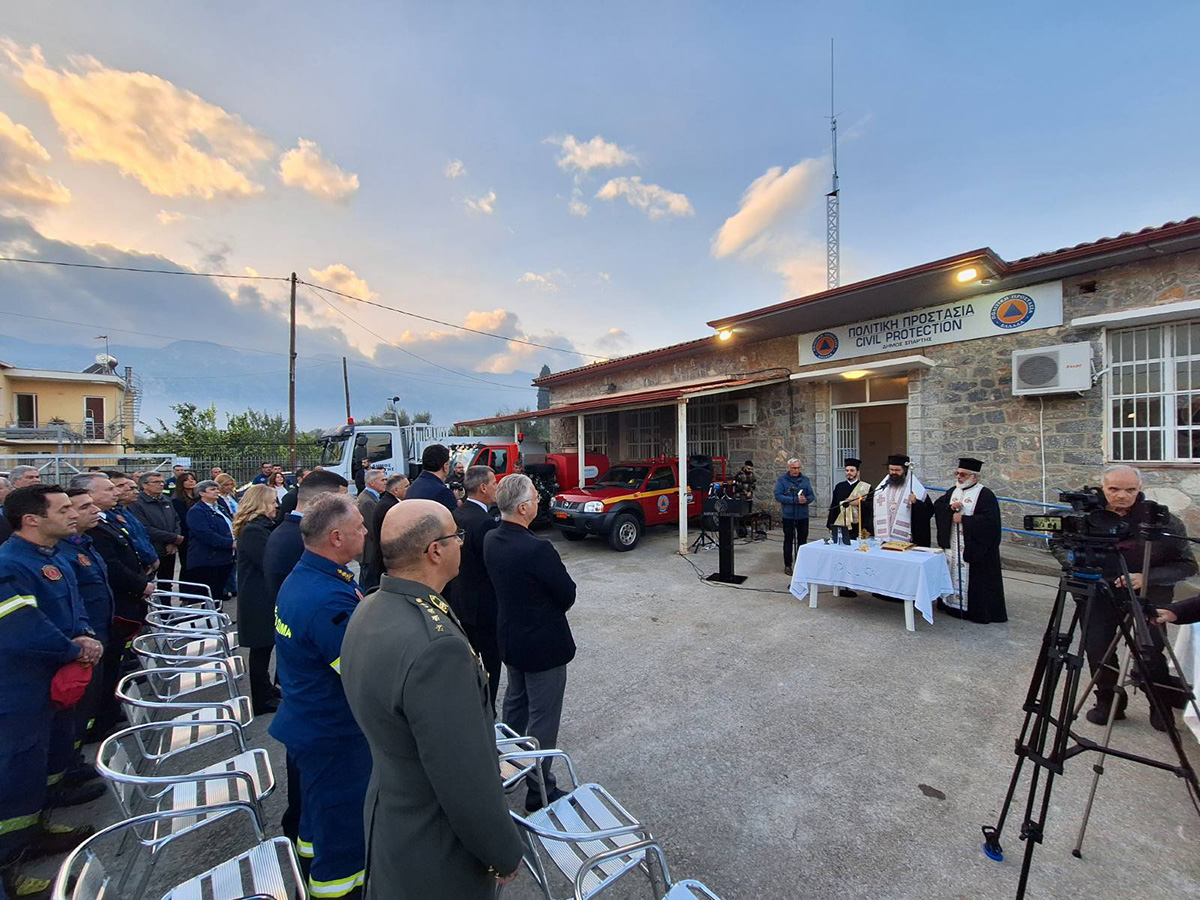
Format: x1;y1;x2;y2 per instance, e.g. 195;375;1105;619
827;458;871;544
933;457;1008;624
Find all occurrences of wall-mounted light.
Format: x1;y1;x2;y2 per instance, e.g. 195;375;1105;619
841;370;871;380
717;329;733;342
955;267;979;284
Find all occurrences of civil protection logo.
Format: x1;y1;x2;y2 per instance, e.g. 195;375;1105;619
656;494;670;513
812;332;839;360
990;293;1035;329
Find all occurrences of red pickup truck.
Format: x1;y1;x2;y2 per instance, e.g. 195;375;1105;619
549;457;725;551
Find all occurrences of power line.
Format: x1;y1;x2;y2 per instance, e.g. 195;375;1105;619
0;255;289;282
299;279;603;359
303;285;534;391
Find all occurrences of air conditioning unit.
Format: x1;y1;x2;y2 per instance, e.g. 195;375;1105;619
1011;343;1093;396
721;398;757;427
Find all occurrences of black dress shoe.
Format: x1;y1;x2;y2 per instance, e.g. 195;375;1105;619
1085;688;1128;725
253;699;279;715
524;786;568;813
47;781;107;809
63;763;101;787
22;823;95;860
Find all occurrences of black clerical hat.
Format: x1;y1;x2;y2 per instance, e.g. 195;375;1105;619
843;457;862;468
958;457;983;472
887;454;909;467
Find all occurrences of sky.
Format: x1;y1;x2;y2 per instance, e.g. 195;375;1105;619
1;2;1198;431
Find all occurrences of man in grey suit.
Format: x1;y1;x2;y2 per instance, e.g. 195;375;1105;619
341;499;522;899
356;467;385;591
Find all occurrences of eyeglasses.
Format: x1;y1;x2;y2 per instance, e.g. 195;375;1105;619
426;529;465;553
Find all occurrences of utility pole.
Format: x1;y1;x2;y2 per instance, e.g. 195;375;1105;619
826;38;840;290
342;356;352;421
288;271;297;468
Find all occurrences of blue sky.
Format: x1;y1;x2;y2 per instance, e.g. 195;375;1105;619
1;2;1197;428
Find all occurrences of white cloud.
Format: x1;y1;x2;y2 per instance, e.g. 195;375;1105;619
465;190;496;215
0;108;70;208
774;248;828;297
711;157;827;258
444;159;466;179
517;271;558;292
568;199;590;217
4;41;273;199
278;138;359;202
596;327;632;351
548;134;637;174
595;176;693;219
156;210;186;226
598;272;611;284
308;262;376;301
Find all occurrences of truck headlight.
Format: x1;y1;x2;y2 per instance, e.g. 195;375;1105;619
583;501;604;514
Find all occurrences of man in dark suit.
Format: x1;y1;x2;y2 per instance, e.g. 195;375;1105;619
356;468;386;591
363;474;408;590
405;444;458;512
261;468;348;844
446;466;501;713
342;499;522;899
130;471;183;581
483;474;577;812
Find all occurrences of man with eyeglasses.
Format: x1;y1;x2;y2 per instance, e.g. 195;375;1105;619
130;471;183;582
484;474;577;813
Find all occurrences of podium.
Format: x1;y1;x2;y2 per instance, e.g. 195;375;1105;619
702;496;750;584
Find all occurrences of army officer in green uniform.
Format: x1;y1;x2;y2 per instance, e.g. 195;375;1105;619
341;499;522;899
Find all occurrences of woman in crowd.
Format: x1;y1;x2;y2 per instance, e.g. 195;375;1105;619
216;473;240;517
233;484;279;714
268;470;288;503
185;479;236;602
171;469;197;575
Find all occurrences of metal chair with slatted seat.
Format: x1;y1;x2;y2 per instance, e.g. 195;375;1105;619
136;622;239;662
145;608;239;650
573;841;725;900
495;721;541;792
131;634;245;700
116;669;252;764
508;749;658;900
53;803;306;900
96;720;274;848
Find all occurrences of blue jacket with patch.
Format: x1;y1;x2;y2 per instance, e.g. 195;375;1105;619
269;550;364;751
63;533;114;647
115;507;158;568
0;535;88;712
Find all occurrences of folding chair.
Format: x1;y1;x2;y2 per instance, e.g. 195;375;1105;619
509;749;656;900
53;804;306;900
116;669;252;763
574;841;725;900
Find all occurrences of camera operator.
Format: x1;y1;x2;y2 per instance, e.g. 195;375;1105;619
1051;465;1196;730
1153;594;1200;626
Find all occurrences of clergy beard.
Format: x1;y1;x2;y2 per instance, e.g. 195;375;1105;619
887;473;906;487
957;476;978;488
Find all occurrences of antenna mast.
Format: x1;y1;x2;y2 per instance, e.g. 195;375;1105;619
826;38;840;290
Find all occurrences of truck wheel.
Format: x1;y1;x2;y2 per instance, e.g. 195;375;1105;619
562;531;587;542
608;513;642;551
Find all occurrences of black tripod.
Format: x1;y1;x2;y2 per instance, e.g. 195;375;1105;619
980;554;1200;899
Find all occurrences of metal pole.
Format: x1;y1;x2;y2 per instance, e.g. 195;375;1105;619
576;414;585;488
288;272;297;468
677;400;688;555
342;356;351;421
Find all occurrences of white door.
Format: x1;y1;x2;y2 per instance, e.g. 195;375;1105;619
833;408;860;489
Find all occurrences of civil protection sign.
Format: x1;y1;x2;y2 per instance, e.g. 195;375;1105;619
797;280;1063;366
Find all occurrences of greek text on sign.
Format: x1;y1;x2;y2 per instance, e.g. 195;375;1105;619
797;281;1063;366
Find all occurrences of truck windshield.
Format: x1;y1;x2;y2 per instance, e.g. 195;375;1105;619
594;465;650;488
319;436;349;466
451;448;478;472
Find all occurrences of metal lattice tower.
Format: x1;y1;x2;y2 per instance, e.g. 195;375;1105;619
826;39;840;290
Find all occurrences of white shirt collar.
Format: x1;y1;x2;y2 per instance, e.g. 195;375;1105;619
468;497;488;512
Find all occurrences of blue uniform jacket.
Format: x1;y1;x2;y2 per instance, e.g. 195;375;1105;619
185;502;235;569
405;470;457;512
774;473;816;520
264;513;304;603
269;550;365;751
0;535;88;712
115;507;158;567
64;533;114;647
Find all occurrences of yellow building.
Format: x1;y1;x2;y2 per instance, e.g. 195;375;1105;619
0;359;136;460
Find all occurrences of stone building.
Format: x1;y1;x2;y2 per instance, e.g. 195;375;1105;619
457;217;1200;541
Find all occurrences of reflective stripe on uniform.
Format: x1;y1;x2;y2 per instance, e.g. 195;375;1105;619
0;812;39;835
296;837;314;858
47;771;64;786
309;870;365;898
0;595;37;620
329;656;341;674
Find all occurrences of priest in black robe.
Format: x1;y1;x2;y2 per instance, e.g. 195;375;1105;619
933;457;1007;624
826;457;871;543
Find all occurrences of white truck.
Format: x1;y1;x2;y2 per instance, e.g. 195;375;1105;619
316;422;456;487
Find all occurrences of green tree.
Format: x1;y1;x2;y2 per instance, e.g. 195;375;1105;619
537;364;551;410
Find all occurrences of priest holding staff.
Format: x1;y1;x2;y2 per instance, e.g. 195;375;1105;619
933;458;1007;624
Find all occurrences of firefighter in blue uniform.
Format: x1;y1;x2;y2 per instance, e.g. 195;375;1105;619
63;488;114;750
107;472;160;572
0;485;102;900
268;494;370;900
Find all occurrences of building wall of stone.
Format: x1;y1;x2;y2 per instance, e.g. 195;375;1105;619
543;249;1200;536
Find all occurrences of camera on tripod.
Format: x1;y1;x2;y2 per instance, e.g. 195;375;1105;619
1024;488;1170;577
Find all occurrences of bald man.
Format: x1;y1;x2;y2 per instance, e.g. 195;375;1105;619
341;500;522;900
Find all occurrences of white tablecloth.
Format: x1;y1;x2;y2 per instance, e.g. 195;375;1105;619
789;541;955;625
1177;623;1200;746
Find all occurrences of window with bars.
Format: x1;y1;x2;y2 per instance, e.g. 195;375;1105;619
584;415;608;454
624;409;661;458
1108;321;1200;462
687;399;724;459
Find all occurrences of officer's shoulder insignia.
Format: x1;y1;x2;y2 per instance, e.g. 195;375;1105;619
77;554;92;567
336;568;355;583
42;564;63;581
428;594;451;615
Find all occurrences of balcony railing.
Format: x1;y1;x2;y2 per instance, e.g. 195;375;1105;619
0;420;126;443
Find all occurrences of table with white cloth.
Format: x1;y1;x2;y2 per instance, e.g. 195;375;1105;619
1175;623;1200;746
788;539;956;632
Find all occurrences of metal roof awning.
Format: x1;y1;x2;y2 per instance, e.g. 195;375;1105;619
789;355;937;382
455;373;788;428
